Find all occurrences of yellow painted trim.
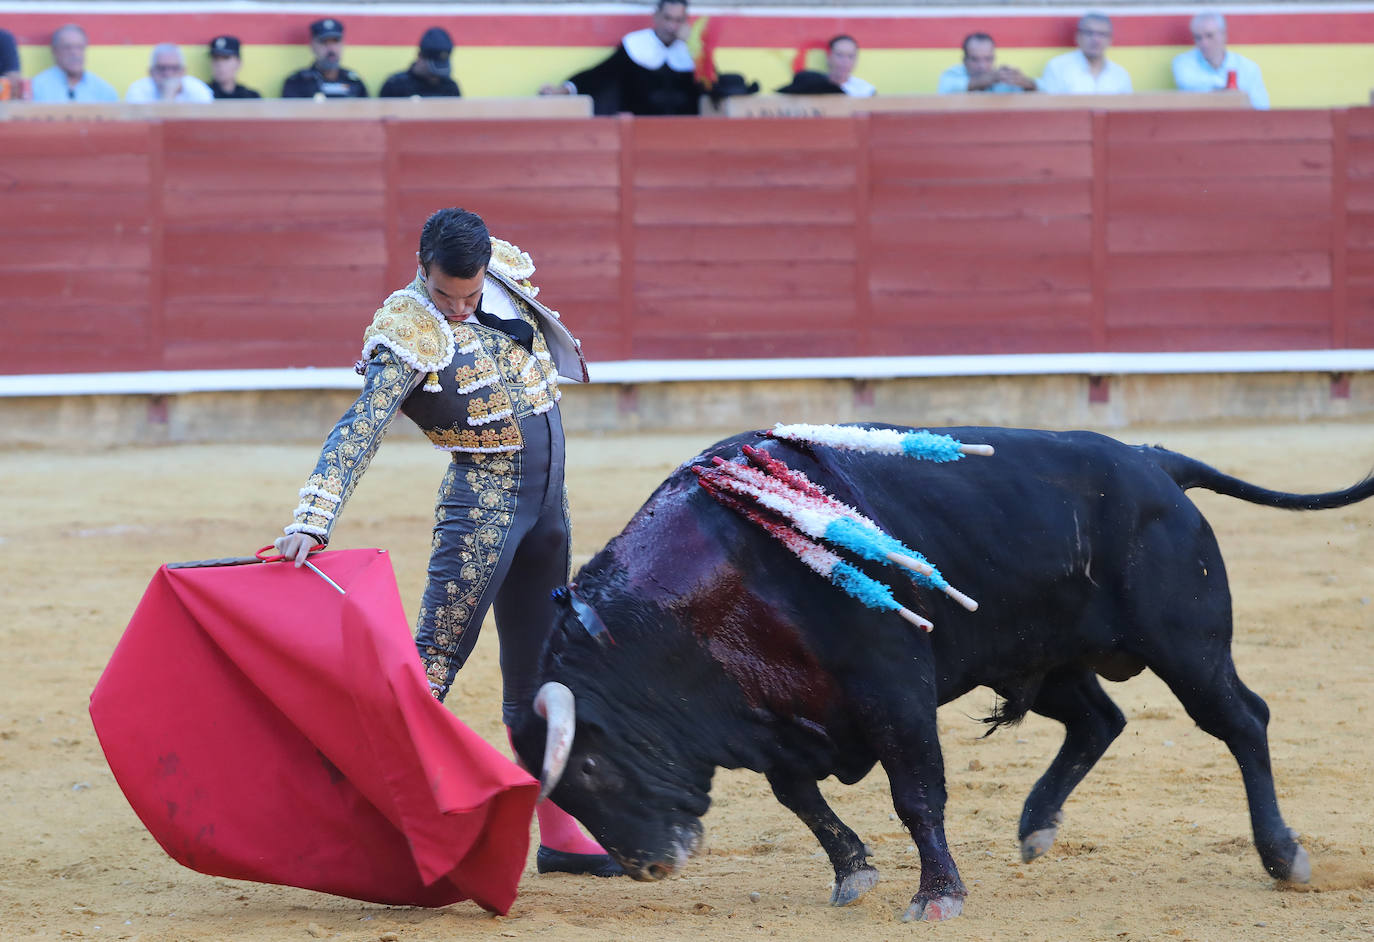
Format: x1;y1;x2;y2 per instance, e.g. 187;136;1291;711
16;42;1374;108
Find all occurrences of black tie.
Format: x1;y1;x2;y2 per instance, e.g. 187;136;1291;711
473;305;534;352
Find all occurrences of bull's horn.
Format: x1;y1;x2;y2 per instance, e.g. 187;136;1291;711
533;681;576;800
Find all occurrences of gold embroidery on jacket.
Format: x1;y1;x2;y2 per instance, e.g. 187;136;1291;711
362;295;453;372
287;354;416;541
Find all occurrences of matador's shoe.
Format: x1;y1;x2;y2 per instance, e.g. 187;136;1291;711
536;845;625;878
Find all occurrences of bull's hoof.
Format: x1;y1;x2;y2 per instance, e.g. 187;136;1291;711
830;865;879;906
901;894;964;922
1283;844;1312;884
1260;829;1311;884
1020;826;1058;863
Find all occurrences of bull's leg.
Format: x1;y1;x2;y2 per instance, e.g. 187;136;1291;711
1019;666;1127;862
858;691;966;922
765;770;878;905
1151;655;1309;883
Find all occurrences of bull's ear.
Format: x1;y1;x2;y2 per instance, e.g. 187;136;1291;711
533;682;576;800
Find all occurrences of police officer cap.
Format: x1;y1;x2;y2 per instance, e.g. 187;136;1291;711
310;18;344;40
419;27;453;76
209;35;241;58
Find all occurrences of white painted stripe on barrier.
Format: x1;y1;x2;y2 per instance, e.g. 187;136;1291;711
3;350;1373;398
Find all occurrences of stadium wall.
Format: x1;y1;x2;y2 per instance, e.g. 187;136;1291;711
5;107;1374;375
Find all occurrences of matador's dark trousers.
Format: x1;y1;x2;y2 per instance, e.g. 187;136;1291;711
414;406;569;725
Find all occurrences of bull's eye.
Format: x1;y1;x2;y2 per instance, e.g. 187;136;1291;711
575;753;623;793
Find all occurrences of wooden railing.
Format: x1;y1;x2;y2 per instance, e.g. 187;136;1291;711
3;103;1371;375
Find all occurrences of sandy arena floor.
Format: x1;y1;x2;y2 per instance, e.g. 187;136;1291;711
2;419;1373;942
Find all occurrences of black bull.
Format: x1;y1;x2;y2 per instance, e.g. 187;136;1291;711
512;426;1374;921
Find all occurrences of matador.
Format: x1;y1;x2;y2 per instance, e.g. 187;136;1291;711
273;208;620;877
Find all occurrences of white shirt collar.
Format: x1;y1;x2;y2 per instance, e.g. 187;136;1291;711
622;27;695;73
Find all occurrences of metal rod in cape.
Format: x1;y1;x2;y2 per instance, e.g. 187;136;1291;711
303;559;346;595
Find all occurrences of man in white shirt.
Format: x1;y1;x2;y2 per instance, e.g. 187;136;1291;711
1039;13;1133;95
1172;12;1269;110
938;33;1037;94
825;34;874;97
126;43;214;103
29;24;119;103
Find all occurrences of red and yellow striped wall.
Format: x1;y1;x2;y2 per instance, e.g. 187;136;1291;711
4;4;1374;108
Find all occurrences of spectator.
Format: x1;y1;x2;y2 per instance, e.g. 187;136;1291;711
30;24;119;103
539;0;700;116
825;34;874;97
282;18;368;98
126;43;214;102
938;33;1037;94
1039;13;1133;95
207;35;261;99
379;27;461;98
1172;12;1269;110
1;28;21;95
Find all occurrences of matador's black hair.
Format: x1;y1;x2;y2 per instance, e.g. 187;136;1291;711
418;207;492;279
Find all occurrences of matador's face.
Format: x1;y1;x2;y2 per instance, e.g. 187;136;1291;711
422;263;486;321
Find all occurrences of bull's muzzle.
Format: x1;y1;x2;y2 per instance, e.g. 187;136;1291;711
533;681;575;800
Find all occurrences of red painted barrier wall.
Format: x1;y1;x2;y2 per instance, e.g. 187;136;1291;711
3;108;1370;376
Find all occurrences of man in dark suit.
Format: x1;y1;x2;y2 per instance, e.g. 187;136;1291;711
539;0;700;115
282;18;367;98
379;27;461;98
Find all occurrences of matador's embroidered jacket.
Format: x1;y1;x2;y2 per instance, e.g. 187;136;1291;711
284;238;588;543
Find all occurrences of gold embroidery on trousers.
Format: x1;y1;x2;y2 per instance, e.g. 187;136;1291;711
420;454;519;695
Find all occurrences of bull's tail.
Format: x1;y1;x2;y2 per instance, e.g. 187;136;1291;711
1144;446;1374;510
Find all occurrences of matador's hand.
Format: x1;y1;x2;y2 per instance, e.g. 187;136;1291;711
273;533;320;567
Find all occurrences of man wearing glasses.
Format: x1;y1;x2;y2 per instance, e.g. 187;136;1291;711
126;43;214;102
1039;13;1133;95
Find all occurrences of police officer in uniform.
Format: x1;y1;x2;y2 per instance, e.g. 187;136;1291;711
207;35;261;99
282;18;368;98
379;27;461;98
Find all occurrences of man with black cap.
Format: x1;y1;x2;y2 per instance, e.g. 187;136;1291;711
282;18;368;98
379;27;461;98
208;35;261;99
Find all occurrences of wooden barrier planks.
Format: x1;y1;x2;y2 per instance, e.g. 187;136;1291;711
1103;110;1336;352
158;119;387;369
628;117;863;358
867;111;1096;355
1347;107;1374;347
2;107;1370;378
0;122;159;372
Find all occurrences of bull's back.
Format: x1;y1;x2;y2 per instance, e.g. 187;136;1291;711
590;426;1218;700
776;427;1218;691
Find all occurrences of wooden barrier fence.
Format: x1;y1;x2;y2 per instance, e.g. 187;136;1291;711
4;107;1373;375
